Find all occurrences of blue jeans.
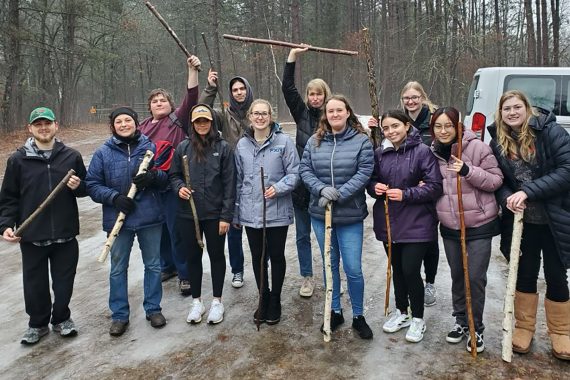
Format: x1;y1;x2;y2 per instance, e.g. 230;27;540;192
109;224;163;321
228;224;244;274
294;206;313;277
160;190;189;280
311;218;365;316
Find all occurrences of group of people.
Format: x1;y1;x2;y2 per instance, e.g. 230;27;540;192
0;50;568;362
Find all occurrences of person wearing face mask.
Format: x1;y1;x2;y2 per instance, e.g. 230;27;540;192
367;110;442;343
430;106;503;353
169;104;235;325
234;99;299;326
199;71;255;290
282;46;332;298
489;90;570;360
300;95;374;340
86;107;169;337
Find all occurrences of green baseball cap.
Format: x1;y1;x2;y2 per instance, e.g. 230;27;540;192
29;107;56;123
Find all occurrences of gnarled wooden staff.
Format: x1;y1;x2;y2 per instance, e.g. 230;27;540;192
98;150;154;263
14;169;76;237
144;1;201;71
456;121;478;357
502;211;525;362
361;27;382;150
384;191;393;316
322;203;333;342
182;155;204;249
223;34;359;56
256;167;267;331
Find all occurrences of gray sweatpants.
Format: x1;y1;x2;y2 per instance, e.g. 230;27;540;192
443;238;492;333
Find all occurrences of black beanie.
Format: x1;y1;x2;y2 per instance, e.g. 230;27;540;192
109;106;139;127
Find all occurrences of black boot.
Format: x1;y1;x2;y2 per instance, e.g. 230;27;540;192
320;310;345;333
266;293;282;325
253;290;270;324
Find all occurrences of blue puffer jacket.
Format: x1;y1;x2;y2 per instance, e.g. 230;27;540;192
86;134;167;232
234;123;299;228
300;124;374;224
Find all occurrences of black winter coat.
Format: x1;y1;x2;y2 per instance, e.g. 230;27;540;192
282;61;322;209
489;110;570;268
0;139;87;242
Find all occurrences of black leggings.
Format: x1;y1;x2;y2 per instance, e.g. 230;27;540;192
174;217;226;298
245;226;288;296
516;223;569;302
385;242;432;318
423;240;439;284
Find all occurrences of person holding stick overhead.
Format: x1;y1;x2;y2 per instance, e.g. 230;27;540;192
367;110;442;343
0;107;87;345
489;90;570;360
430;106;503;353
138;55;201;296
86;107;169;337
300;95;374;339
199;70;254;290
234;99;298;326
282;46;331;298
169;104;235;325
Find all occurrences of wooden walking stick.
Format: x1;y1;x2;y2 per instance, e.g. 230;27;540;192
456;121;478;357
223;34;359;56
98;150;154;263
384;192;393;316
201;32;226;109
182;155;204;249
502;211;525;362
322;203;333;342
14;169;76;237
144;1;201;71
361;27;382;150
256;167;267;331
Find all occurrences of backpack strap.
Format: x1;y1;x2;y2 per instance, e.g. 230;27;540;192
168;112;188;135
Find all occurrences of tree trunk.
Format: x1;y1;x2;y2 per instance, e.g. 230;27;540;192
494;0;503;65
60;0;78;126
535;0;542;64
212;0;224;89
551;0;559;66
524;0;536;65
2;0;22;132
540;0;548;65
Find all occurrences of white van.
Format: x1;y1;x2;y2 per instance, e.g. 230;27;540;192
463;67;570;141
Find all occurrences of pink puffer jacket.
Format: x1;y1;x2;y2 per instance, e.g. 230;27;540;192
432;130;503;229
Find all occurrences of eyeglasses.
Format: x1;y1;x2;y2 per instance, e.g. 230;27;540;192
433;124;455;131
401;95;421;102
251;111;270;118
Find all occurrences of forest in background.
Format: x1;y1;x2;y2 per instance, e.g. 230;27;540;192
0;0;568;131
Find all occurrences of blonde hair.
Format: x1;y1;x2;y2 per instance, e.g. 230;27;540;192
304;79;331;108
400;81;436;112
494;90;536;162
313;94;366;147
247;99;276;123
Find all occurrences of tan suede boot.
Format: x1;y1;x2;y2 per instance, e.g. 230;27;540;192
545;298;570;360
512;291;539;354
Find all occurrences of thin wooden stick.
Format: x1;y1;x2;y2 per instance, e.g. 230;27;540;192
456;121;477;357
223;34;359;56
384;193;393;316
14;169;76;237
256;167;267;331
361;27;382;150
502;211;525;362
98;151;153;263
323;203;333;342
182;155;204;249
144;1;201;71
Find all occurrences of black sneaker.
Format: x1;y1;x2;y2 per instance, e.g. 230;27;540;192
179;280;191;296
321;310;345;333
466;332;485;353
146;312;166;328
266;294;281;325
253;291;270;324
352;315;373;339
446;324;467;344
109;320;129;336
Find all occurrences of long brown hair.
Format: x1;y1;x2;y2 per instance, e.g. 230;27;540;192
494;90;536;162
313;94;366;147
190;104;218;162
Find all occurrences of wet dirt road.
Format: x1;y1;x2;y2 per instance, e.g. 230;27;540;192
0;124;568;379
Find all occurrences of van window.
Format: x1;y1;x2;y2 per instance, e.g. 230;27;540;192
564;78;570;116
466;76;479;115
504;75;557;112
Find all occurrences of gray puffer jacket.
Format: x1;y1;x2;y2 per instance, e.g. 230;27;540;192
300;124;374;224
234;123;299;228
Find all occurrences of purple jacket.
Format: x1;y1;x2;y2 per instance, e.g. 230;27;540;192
367;128;442;243
432;129;503;230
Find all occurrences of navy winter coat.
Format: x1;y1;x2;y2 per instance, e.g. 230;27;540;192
489;110;570;268
300;125;374;224
367;128;443;243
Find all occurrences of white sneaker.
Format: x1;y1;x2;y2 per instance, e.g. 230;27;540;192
383;309;412;333
207;299;225;324
186;298;205;324
299;276;314;297
406;318;427;343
